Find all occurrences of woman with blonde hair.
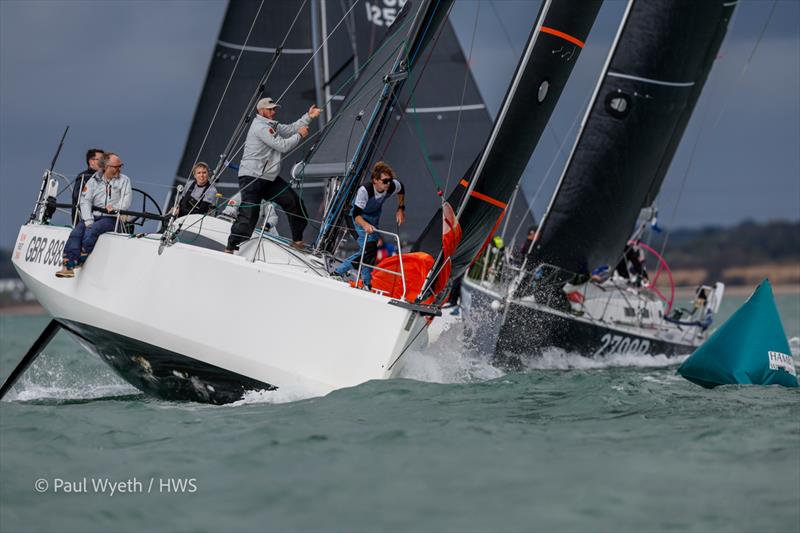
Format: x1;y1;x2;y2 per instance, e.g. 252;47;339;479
174;162;219;217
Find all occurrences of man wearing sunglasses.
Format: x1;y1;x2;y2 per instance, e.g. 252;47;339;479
56;152;132;278
333;161;405;288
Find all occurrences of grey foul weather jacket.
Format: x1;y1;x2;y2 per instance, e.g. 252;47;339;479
79;172;133;226
238;113;311;181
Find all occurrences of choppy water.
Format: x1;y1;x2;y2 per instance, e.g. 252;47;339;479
1;294;798;532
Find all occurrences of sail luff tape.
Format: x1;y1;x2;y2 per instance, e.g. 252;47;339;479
459;179;507;209
539;26;585;49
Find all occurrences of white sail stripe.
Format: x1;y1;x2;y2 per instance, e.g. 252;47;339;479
330;95;345;101
217;40;313;55
722;2;738;6
405;103;486;114
608;72;695;87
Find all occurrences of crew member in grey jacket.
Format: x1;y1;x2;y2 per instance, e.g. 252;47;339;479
56;152;132;278
226;97;321;252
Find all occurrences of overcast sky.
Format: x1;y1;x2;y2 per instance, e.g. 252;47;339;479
1;0;798;250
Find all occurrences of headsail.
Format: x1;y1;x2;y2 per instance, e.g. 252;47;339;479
303;0;531;244
311;0;458;254
528;0;737;277
415;0;603;297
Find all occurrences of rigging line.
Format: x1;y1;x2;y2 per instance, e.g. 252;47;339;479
275;0;359;104
190;0;267;173
489;0;520;57
173;127;327;237
207;0;309;183
509;92;592;248
444;0;481;196
317;14;416;159
406;75;443;193
712;0;776;129
386;320;431;372
657;89;717;260
375;6;450;162
194;31;404;234
339;0;359;76
315;39;416;241
659;1;768;259
307;27;411;162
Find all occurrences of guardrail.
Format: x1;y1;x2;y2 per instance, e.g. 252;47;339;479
354;228;406;300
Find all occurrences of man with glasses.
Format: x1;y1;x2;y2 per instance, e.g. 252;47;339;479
333;161;405;288
56;152;132;278
71;148;104;223
225;97;321;253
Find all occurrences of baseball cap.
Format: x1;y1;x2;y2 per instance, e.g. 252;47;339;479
256;97;280;110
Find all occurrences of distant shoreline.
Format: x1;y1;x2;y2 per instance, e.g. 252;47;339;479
0;303;47;316
2;283;798;318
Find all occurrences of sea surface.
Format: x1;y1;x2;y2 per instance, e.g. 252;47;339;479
1;293;798;533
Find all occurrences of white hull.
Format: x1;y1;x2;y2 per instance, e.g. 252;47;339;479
12;220;428;402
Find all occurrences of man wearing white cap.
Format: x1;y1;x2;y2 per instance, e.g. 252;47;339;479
226;97;321;252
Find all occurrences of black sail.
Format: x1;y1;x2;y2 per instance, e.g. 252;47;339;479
529;0;737;276
170;1;531;244
304;0;502;244
416;0;602;284
170;1;317;203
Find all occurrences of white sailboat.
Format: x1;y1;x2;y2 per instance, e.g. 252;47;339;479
6;0;454;403
3;0;603;404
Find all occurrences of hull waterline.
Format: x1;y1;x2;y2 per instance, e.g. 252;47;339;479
11;222;428;403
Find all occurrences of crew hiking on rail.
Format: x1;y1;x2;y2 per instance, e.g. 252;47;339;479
56;152;132;278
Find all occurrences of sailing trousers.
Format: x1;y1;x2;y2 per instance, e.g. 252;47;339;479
335;217;380;286
63;216;117;266
227;175;307;250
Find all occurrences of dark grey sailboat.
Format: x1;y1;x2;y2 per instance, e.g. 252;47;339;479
460;0;735;362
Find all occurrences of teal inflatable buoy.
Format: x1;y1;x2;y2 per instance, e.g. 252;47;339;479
678;279;798;388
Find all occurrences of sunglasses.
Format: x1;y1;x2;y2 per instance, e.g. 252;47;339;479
377;178;392;185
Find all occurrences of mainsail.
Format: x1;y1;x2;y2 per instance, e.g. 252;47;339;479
415;0;602;294
528;0;737;277
171;1;317;202
171;0;506;243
